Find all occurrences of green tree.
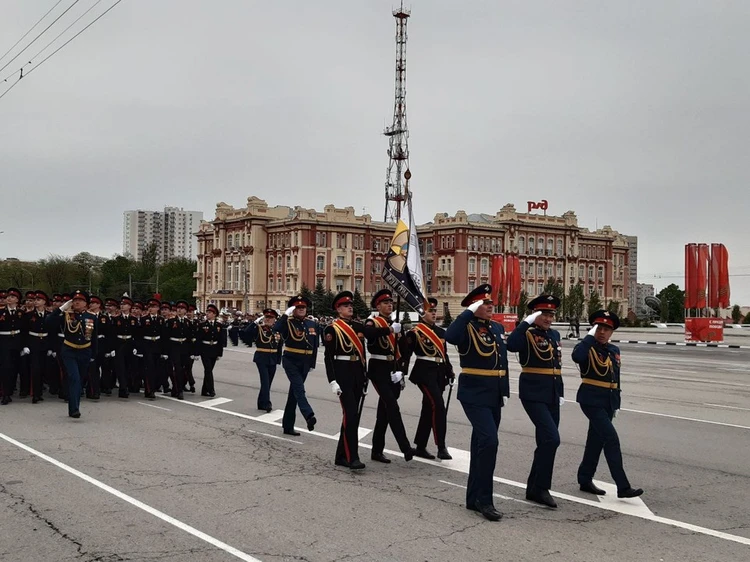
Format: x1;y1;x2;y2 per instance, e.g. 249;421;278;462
565;282;585;321
587;290;603;317
312;279;327;314
37;255;79;293
100;255;135;298
542;277;565;300
401;310;412;325
322;288;336;315
744;312;750;324
656;284;685;323
352;288;369;319
731;304;742;323
300;282;314;313
607;300;621;315
156;258;197;303
516;290;529;320
441;307;453;327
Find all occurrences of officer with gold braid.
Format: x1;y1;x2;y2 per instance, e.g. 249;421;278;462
506;294;563;509
572;310;643;499
445;284;508;522
240;308;282;413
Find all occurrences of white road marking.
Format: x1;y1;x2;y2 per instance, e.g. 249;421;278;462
591;480;653;517
254;409;285;423
332;427;373;441
0;431;263;562
137;402;171;411
200;397;234;408
245;429;303;445
161;396;750;546
622;408;750;430
704;403;750;412
440;479;533;505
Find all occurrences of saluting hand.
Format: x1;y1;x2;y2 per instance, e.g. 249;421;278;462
467;300;483;314
285;306;296;317
587;325;598;337
523;310;542;325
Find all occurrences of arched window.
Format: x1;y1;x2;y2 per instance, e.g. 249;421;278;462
268;257;274;272
355;257;363;272
518;236;525;254
227;234;233;248
316;255;325;271
528;237;535;253
547;238;554;254
480;258;489;274
537;236;544;254
468;258;476;274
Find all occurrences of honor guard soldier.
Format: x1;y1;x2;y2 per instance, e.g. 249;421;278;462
572;311;643;499
1;288;26;405
445;285;508;522
100;298;119;395
165;300;193;399
111;296;138;398
46;294;65;397
197;304;227;396
17;290;37;397
48;290;98;418
274;295;319;435
138;298;165;400
506;294;564;508
363;289;414;463
23;290;51;404
158;302;174;394
130;301;146;393
85;296;104;399
399;297;455;461
240;308;282;411
323;291;367;470
185;304;199;392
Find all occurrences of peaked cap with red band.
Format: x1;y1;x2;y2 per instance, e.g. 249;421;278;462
147;298;161;308
287;295;311;309
460;284;492;307
89;295;102;306
206;304;219;314
6;287;22;300
588;309;620;330
263;308;279;318
527;294;560;312
105;298;119;307
120;296;134;306
333;290;354;309
36;290;50;303
370;289;393;309
175;300;189;310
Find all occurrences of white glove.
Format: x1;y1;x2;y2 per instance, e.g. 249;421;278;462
110;350;116;358
59;299;72;312
390;371;404;383
391;322;402;334
523;310;542;325
285;306;296;317
47;350;53;357
559;396;565;407
21;347;30;356
192;355;200;360
51;352;56;358
613;409;619;419
367;311;379;320
330;380;342;395
467;300;483;313
161;355;169;360
132;348;138;355
588;325;598;337
90;358;95;363
254;317;264;325
503;396;509;407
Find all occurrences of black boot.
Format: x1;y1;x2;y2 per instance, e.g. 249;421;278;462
580;481;606;495
371;453;391;464
474;500;503;521
618;487;644;498
413;447;435;460
437;448;453;460
526;488;558;508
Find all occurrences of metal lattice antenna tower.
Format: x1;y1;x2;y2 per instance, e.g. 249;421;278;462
383;2;410;223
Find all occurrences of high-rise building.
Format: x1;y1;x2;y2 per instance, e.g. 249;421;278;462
635;283;655;318
626;235;638;313
123;207;202;264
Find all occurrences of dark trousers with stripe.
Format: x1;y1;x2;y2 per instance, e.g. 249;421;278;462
521;399;561;492
29;349;47;400
460;401;501;507
0;345;21;398
60;346;91;415
335;372;364;464
414;376;447;450
281;355;314;431
578;404;631;491
370;367;411;456
255;361;277;409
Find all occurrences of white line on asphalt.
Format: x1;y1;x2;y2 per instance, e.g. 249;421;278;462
622;408;750;430
0;431;264;562
137;402;171;411
704;403;750;412
245;429;303;444
200;397;233;408
255;409;285;423
161;396;750;546
590;480;653;517
440;479;533;505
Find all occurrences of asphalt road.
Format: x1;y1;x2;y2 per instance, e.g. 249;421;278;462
1;341;749;562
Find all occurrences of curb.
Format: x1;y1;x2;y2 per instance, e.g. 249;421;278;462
565;337;749;350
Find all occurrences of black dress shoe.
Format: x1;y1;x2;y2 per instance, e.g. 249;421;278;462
349;460;365;470
91;395;100;400
118;392;129;399
466;503;479;512
334;458;350;467
265;406;273;413
475;501;503;521
413;447;436;460
32;397;40;404
437;448;453;460
19;393;28;399
177;393;184;400
618;487;644;498
69;411;81;419
144;392;155;400
371;453;391;464
1;397;10;405
579;481;606;495
403;448;415;462
526;488;558;508
189;386;196;393
283;429;301;436
208;392;216;397
306;415;317;431
201;392;211;397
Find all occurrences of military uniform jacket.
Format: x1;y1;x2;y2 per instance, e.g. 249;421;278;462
506;321;563;405
445;309;509;407
96;312;111;355
363;315;398;380
196;320;227;358
48;308;98;355
138;315;165;355
164;317;193;353
572;336;622;410
323;319;367;384
23;310;49;352
242;323;282;366
0;306;26;352
110;314;138;350
399;321;454;389
273;315;318;364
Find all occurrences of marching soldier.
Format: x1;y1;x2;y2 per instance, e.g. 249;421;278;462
158;301;173;394
506;294;564;509
48;290;98;418
273;295;319;436
100;298;119;395
572;310;643;499
1;288;26;405
197;303;227;397
164;300;193;399
23;290;51;404
185;304;199;392
138;298;165;400
323;291;367;470
399;297;455;460
112;296;138;398
46;294;65;398
363;289;413;463
86;296;105;399
17;290;37;397
240;308;282;411
445;285;508;522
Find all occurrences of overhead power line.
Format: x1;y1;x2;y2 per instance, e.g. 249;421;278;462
0;0;123;102
0;0;66;66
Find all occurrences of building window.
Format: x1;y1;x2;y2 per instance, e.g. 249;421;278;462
537;282;543;295
269;257;274;272
480;258;489;275
227;234;233;248
468;258;476;274
373;261;382;274
528;260;535;275
335;280;344;292
355;257;363;273
479;238;485;252
336;256;345;269
528;237;535;253
355;279;362;292
547;238;554;255
316;255;325;271
374;238;381;252
277;256;282;271
468;280;476;292
518;236;525;254
589;265;595;280
537;237;544;254
598;266;604;280
537;263;544;277
286;255;291;268
556;263;563;278
578;265;584;279
426;239;433;254
557;238;563;256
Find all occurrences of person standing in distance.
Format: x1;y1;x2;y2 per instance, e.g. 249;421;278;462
572;310;643;499
323;291;367;470
445;285;508;522
506;295;563;508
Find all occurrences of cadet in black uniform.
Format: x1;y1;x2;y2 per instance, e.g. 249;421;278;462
273;295;319;436
0;288;25;405
112;296;138;398
506;295;563;508
323;291;367;470
240;308;282;411
165;300;193;399
445;285;508;522
99;298;119;395
572;310;643;499
23;290;51;404
138;298;165;400
399;297;455;460
197;304;227;396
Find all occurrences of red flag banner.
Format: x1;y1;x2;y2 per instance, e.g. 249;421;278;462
491;255;505;306
684;244;697;309
717;244;730;308
697;244;709;309
708;243;720;309
507;255;522;306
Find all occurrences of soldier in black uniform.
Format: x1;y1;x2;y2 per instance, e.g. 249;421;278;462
46;294;65;397
1;288;26;405
324;291;367;470
445;285;509;522
17;289;37;398
572;310;643;499
112;296;138;398
164;300;193;399
158;301;173;394
240;308;282;411
197;304;227;397
399;297;455;460
185;304;198;392
363;289;414;463
506;294;564;508
99;298;119;395
228;313;241;346
138;298;165;400
23;290;51;404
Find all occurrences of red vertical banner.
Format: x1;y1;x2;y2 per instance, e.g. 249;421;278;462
696;244;709;309
684;244;696;309
491;255;505;306
504;256;515;307
708;243;720;309
510;255;522;306
717;244;730;308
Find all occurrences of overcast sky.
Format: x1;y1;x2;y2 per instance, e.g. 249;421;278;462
1;1;748;303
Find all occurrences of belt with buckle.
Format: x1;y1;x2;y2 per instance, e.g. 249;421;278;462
416;356;444;363
369;354;394;361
